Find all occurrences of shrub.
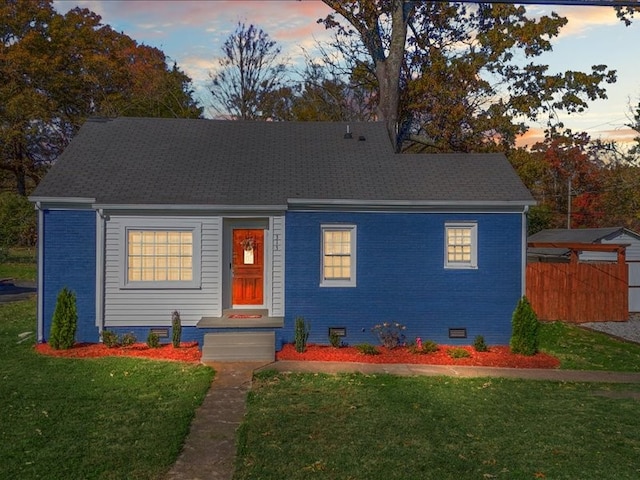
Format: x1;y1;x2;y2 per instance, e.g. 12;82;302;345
408;338;439;354
101;330;120;348
422;340;439;353
355;343;380;355
510;296;539;356
120;332;137;347
146;331;160;348
294;317;310;353
371;321;406;349
473;335;489;352
49;288;77;350
171;310;182;348
448;347;471;359
329;331;342;348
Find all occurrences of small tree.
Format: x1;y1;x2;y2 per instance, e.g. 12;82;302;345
294;317;310;353
209;22;288;120
510;296;539;356
49;287;78;350
171;310;182;348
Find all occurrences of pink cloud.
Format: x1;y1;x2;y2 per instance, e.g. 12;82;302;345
526;5;623;38
516;128;545;148
516;126;637;149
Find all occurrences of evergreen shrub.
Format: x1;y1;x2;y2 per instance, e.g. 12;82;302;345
510;296;539;356
294;317;310;353
473;335;489;352
171;310;182;348
49;287;78;350
146;331;160;348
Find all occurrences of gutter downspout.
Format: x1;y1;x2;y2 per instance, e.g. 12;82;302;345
95;209;106;337
35;202;44;342
521;205;529;298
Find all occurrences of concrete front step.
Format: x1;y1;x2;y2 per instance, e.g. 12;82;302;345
202;331;275;362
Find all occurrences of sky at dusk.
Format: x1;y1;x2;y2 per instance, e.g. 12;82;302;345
53;1;640;146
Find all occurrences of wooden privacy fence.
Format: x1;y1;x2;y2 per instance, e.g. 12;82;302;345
526;242;628;323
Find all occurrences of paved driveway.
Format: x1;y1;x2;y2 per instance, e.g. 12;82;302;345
0;280;36;304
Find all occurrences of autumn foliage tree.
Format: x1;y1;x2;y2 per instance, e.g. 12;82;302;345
287;63;376;122
509;132;607;230
319;1;637;152
0;0;202;195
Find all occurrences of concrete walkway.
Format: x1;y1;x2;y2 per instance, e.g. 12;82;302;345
164;362;265;480
165;360;640;480
262;360;640;383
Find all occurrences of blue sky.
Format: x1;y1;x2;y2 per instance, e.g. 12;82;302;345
53;1;640;146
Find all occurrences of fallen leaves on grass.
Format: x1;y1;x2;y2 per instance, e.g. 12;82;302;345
35;342;201;363
277;344;560;369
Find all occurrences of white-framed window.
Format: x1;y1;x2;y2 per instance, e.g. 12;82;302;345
445;223;477;269
121;221;201;288
321;225;356;287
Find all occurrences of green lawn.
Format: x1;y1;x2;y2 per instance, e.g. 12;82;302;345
235;371;640;480
539;320;640;371
235;320;640;479
0;246;36;281
4;277;640;479
0;299;214;480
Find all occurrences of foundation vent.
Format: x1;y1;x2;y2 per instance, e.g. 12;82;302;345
448;328;467;339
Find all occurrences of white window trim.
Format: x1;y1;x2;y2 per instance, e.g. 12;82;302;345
320;224;357;287
119;220;201;289
444;222;478;269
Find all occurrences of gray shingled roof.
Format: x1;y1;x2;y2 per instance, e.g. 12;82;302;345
32;117;535;207
527;227;640;260
528;228;636;244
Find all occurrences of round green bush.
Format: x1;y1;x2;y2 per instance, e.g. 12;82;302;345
510;296;539;356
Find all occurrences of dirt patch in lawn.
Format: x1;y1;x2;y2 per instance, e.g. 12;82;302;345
277;344;560;369
35;342;201;363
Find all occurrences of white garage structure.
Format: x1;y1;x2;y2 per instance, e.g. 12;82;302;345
528;227;640;314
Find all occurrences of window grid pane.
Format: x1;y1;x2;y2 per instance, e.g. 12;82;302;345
128;230;193;282
323;229;352;280
447;228;472;263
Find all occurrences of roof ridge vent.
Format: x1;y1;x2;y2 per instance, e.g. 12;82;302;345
344;125;352;139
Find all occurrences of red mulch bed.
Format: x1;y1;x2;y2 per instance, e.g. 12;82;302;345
277;344;560;369
35;342;201;363
35;342;560;369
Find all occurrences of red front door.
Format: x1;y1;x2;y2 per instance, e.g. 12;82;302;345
232;229;264;305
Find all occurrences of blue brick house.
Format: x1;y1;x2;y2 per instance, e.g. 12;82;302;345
30;118;535;361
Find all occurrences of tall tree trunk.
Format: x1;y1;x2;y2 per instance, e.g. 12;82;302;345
322;0;413;151
15;168;27;197
376;0;411;151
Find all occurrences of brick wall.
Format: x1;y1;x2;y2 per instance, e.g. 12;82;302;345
283;211;523;347
42;209;97;342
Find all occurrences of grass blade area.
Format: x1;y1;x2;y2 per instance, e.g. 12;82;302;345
0;247;36;281
236;371;640;480
539;321;640;371
0;299;214;480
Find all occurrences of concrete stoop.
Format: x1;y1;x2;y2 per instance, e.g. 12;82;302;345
201;331;275;362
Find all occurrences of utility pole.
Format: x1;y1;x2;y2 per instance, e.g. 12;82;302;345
567;175;572;229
